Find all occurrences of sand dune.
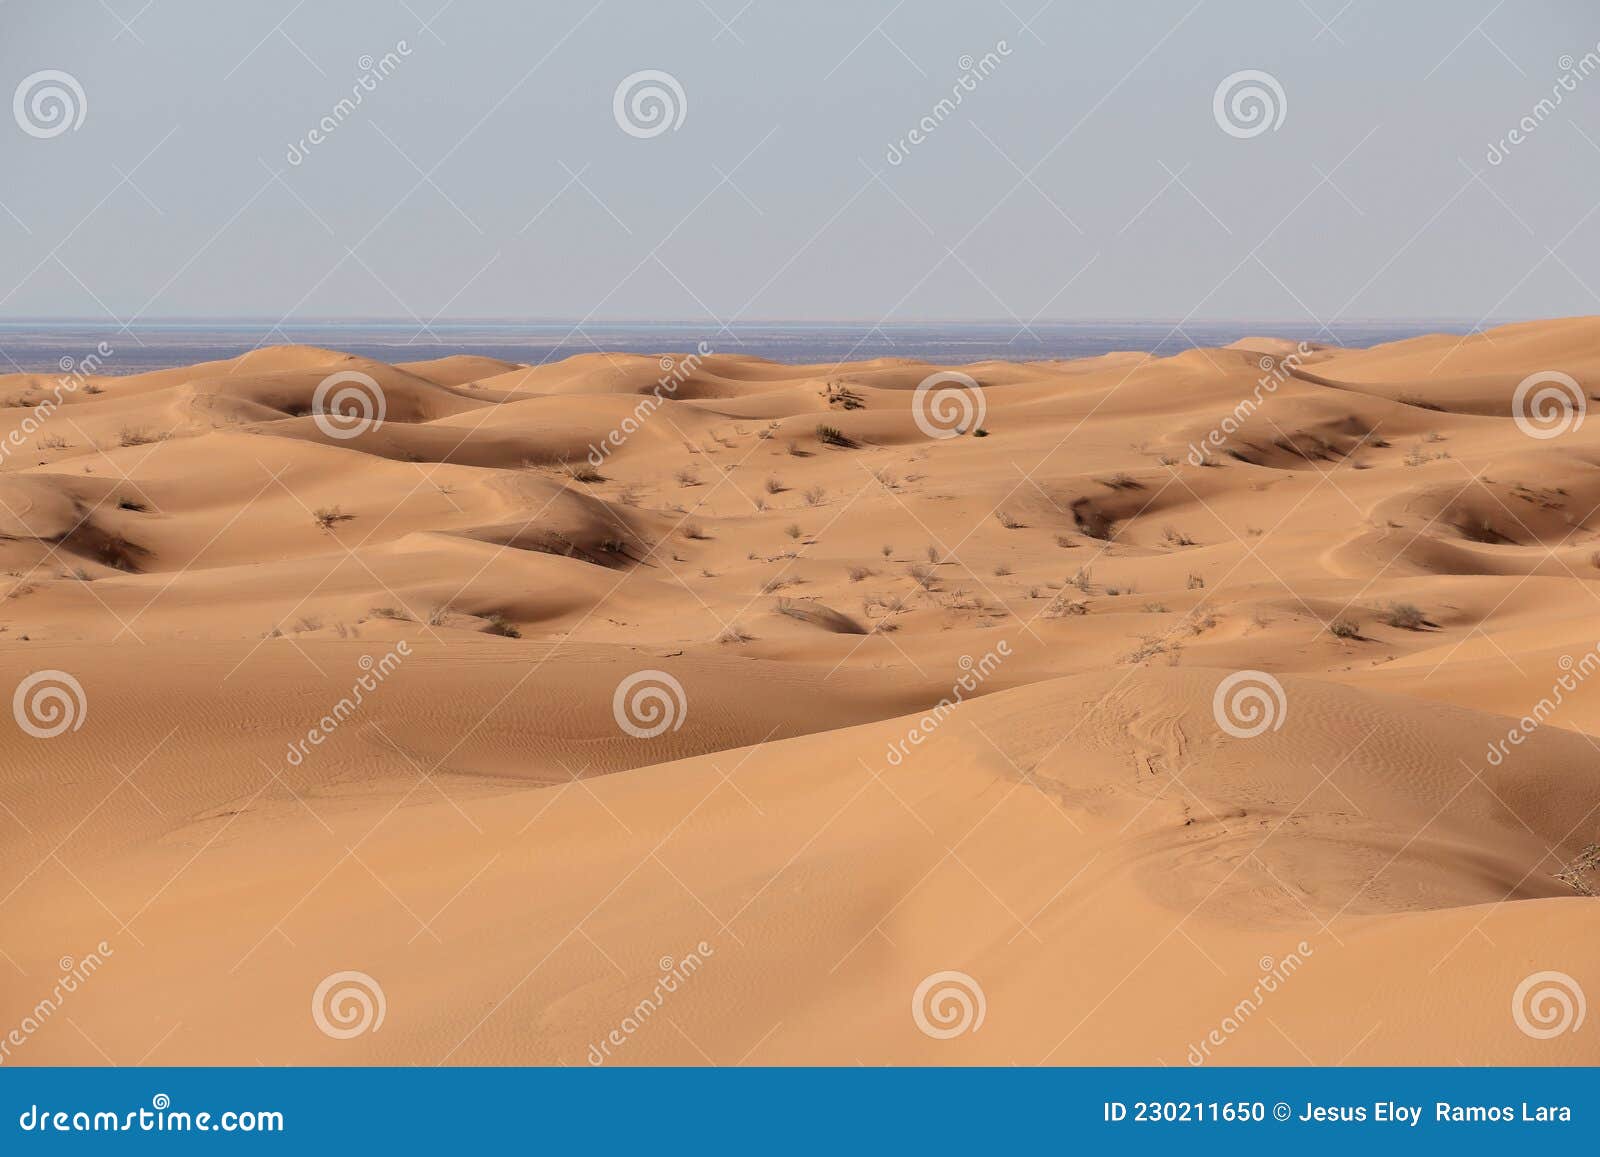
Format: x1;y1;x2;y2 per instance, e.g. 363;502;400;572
2;319;1597;1066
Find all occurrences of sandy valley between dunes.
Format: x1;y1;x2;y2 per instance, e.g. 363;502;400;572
1;316;1598;1065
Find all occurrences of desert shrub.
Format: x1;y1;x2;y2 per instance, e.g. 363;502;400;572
815;424;858;448
483;614;521;638
1381;602;1426;630
313;506;354;530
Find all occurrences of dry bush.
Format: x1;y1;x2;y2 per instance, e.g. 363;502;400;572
1556;843;1600;896
119;427;166;447
313;505;354;530
1381;601;1426;629
774;597;867;635
1122;635;1181;665
483;614;521;638
1043;596;1089;618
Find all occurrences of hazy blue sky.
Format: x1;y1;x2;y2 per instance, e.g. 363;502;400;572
3;0;1599;328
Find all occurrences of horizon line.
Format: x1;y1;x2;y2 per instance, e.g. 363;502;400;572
0;315;1535;328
